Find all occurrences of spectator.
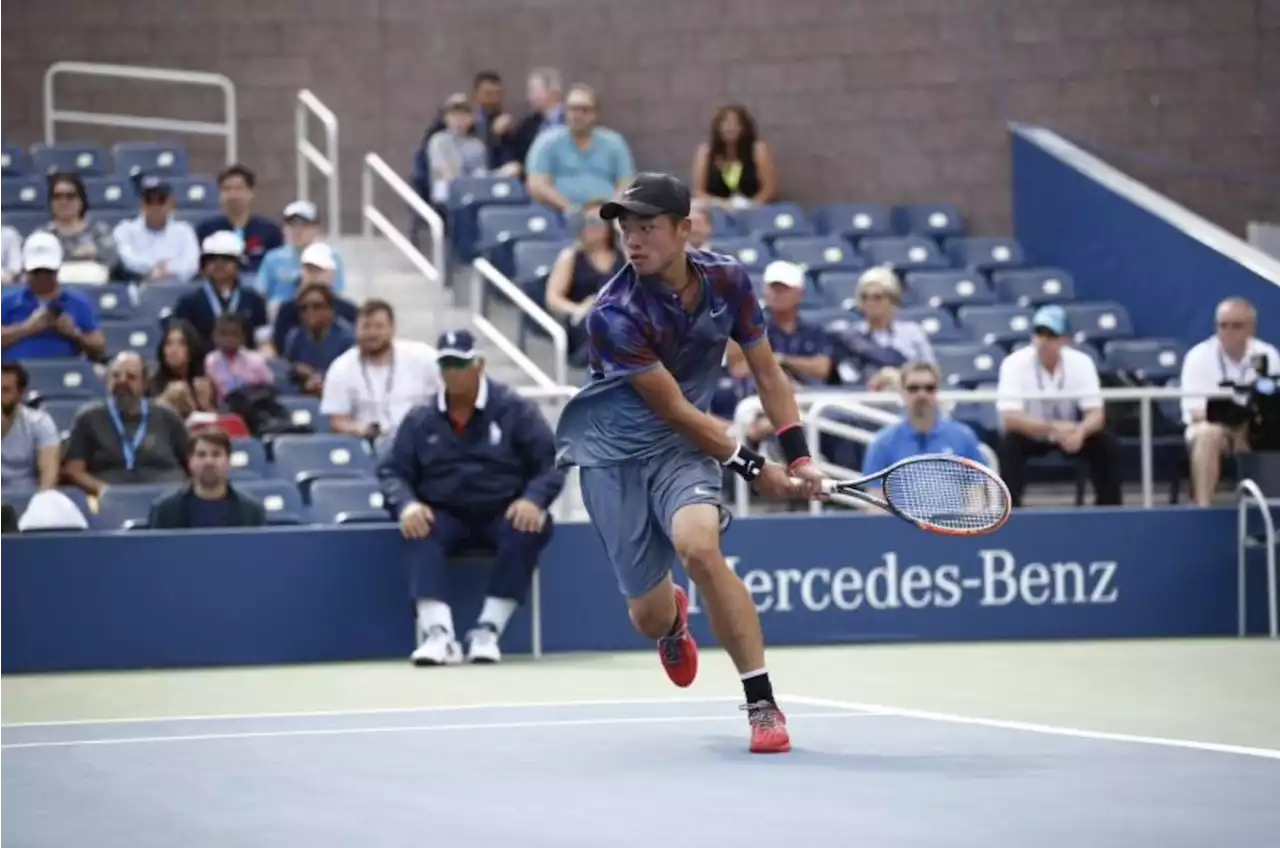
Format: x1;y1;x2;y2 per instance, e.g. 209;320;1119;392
469;70;518;171
257;201;346;306
691;104;778;209
195;164;283;273
271;242;357;352
1;232;106;362
995;305;1121;507
1;225;22;283
688;200;714;250
379;329;564;666
148;430;266;529
172;231;269;351
526;84;635;213
63;351;190;496
710;338;757;432
836;267;934;388
544;199;624;363
1179;297;1280;506
282;282;355;396
112;176;200;282
861;362;987;475
321;299;440;454
203;314;274;405
1;363;61;495
427;93;491;207
509;67;566;176
40;172;119;276
150;319;214;418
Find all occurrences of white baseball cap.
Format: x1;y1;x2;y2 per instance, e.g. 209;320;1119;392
763;260;805;289
283;200;320;223
22;231;64;272
300;242;336;270
200;230;244;259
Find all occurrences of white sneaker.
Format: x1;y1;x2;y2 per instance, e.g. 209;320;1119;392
411;626;461;667
465;627;502;664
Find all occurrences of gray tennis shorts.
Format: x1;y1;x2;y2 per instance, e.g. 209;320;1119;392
579;449;730;599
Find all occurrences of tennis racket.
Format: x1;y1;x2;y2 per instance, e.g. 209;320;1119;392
793;454;1012;537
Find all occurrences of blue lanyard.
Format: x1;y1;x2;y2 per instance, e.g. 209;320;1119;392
107;398;149;472
204;282;240;318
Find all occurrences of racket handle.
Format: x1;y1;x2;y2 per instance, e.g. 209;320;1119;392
788;477;841;494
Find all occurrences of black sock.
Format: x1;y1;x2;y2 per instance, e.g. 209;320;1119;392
666;612;683;637
742;672;774;705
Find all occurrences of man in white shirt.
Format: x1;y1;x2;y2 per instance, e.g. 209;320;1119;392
321;299;441;455
111;177;200;282
995;304;1121;507
1179;297;1280;506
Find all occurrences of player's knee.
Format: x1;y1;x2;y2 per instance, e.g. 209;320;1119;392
674;533;723;584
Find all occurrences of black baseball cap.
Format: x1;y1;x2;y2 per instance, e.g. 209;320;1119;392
600;173;691;221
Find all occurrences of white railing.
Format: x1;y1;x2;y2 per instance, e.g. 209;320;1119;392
471;258;569;389
360;152;445;284
44;62;237;163
295;90;339;239
1236;480;1279;640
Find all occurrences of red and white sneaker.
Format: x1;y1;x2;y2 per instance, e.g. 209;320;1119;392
744;701;791;754
656;585;699;687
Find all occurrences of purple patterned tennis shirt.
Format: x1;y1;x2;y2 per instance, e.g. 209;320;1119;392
554;248;766;466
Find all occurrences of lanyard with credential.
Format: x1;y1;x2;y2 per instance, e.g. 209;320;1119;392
107;398;149;472
360;355;396;427
203;282;240;318
1034;360;1069;421
1217;342;1252;384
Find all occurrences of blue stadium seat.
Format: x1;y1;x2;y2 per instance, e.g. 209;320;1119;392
23;359;101;401
2;177;48;211
447;176;529;210
94;484;177;530
308;478;393;525
708;237;774;271
138;283;191;325
269;434;376;501
82;176;138;211
111;142;189;179
475;206;566;277
892;203;965;241
279;395;322;431
812;203;892;242
513;240;570;285
951;397;1001;444
945;236;1025;273
859;236;950;272
103;322;159;359
933;343;1005;388
707;207;743;238
167;176;220;210
228;437;268;481
236;479;307;524
29;143;110;177
65;282;134;322
1104;338;1187;382
956;304;1035;347
991;267;1076;307
897;306;967;342
1064;302;1134;345
2;141;30;177
3;210;46;236
732;204;813;241
904;270;997;310
771;236;864;274
814;270;865;309
39;398;87;438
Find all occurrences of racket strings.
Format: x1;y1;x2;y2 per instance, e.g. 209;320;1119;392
883;459;1008;533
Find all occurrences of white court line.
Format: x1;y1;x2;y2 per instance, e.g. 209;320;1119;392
786;694;1280;761
0;695;742;729
0;710;883;751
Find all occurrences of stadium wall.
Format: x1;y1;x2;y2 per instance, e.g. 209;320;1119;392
1;0;1275;236
5;508;1269;674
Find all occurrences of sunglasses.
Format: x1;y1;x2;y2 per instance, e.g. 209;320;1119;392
904;383;939;394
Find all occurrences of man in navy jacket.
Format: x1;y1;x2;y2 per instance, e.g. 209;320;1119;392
378;330;564;667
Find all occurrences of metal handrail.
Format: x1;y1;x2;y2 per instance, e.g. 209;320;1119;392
1236;479;1278;640
296;90;339;239
471;258;570;388
360;153;445;284
44;62;237;163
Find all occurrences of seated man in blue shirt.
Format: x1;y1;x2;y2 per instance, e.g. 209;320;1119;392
861;362;987;478
257;202;347;306
525;84;635;212
195;165;283;273
282;282;355;396
0;232;106;362
378;330;565;667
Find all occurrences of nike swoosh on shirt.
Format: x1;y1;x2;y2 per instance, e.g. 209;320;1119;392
709;305;727;318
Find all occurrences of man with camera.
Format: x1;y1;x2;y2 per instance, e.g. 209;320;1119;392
1179;297;1280;506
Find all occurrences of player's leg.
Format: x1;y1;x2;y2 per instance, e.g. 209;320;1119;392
405;509;471;666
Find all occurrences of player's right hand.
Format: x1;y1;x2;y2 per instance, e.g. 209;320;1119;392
399;502;434;540
754;463;801;500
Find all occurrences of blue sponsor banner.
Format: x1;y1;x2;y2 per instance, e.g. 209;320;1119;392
0;509;1260;674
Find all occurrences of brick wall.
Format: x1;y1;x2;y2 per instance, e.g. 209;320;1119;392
3;0;1276;237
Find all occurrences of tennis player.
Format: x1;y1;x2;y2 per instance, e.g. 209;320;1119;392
554;173;826;754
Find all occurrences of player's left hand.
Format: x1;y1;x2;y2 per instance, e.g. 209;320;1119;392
788;460;830;500
506;498;545;533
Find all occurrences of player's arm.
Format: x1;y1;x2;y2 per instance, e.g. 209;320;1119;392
631;368;739;462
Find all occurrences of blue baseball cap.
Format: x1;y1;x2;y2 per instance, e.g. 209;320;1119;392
1032;304;1069;336
436;329;478;361
139;175;171;196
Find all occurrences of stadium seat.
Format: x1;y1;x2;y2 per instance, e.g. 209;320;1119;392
990;267;1076;307
448;175;528;210
65;282;134;322
138;283;191;325
512;239;569;285
812;203;892;242
280;396;322;430
934;343;1005;388
897;306;967;342
732;204;813;241
1104;338;1187;383
951;396;1001;444
707;207;743;238
1063;302;1134;345
2;177;48;211
956;305;1035;347
475;205;566;277
814;270;865;309
94;484;176;530
82;176;138;211
29;143;110;177
3;210;46;236
167;176;220;210
102;322;159;359
40;398;88;438
269;434;376;501
111;142;188;179
904;270;997;310
2;141;30;177
708;237;774;271
892;203;965;241
771;236;864;274
945;236;1025;273
858;236;950;272
236;479;307;524
23;359;101;401
228;437;268;481
308;478;393;525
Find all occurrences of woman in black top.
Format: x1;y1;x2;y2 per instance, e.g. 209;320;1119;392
151;319;214;417
544;199;624;363
691;104;778;208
